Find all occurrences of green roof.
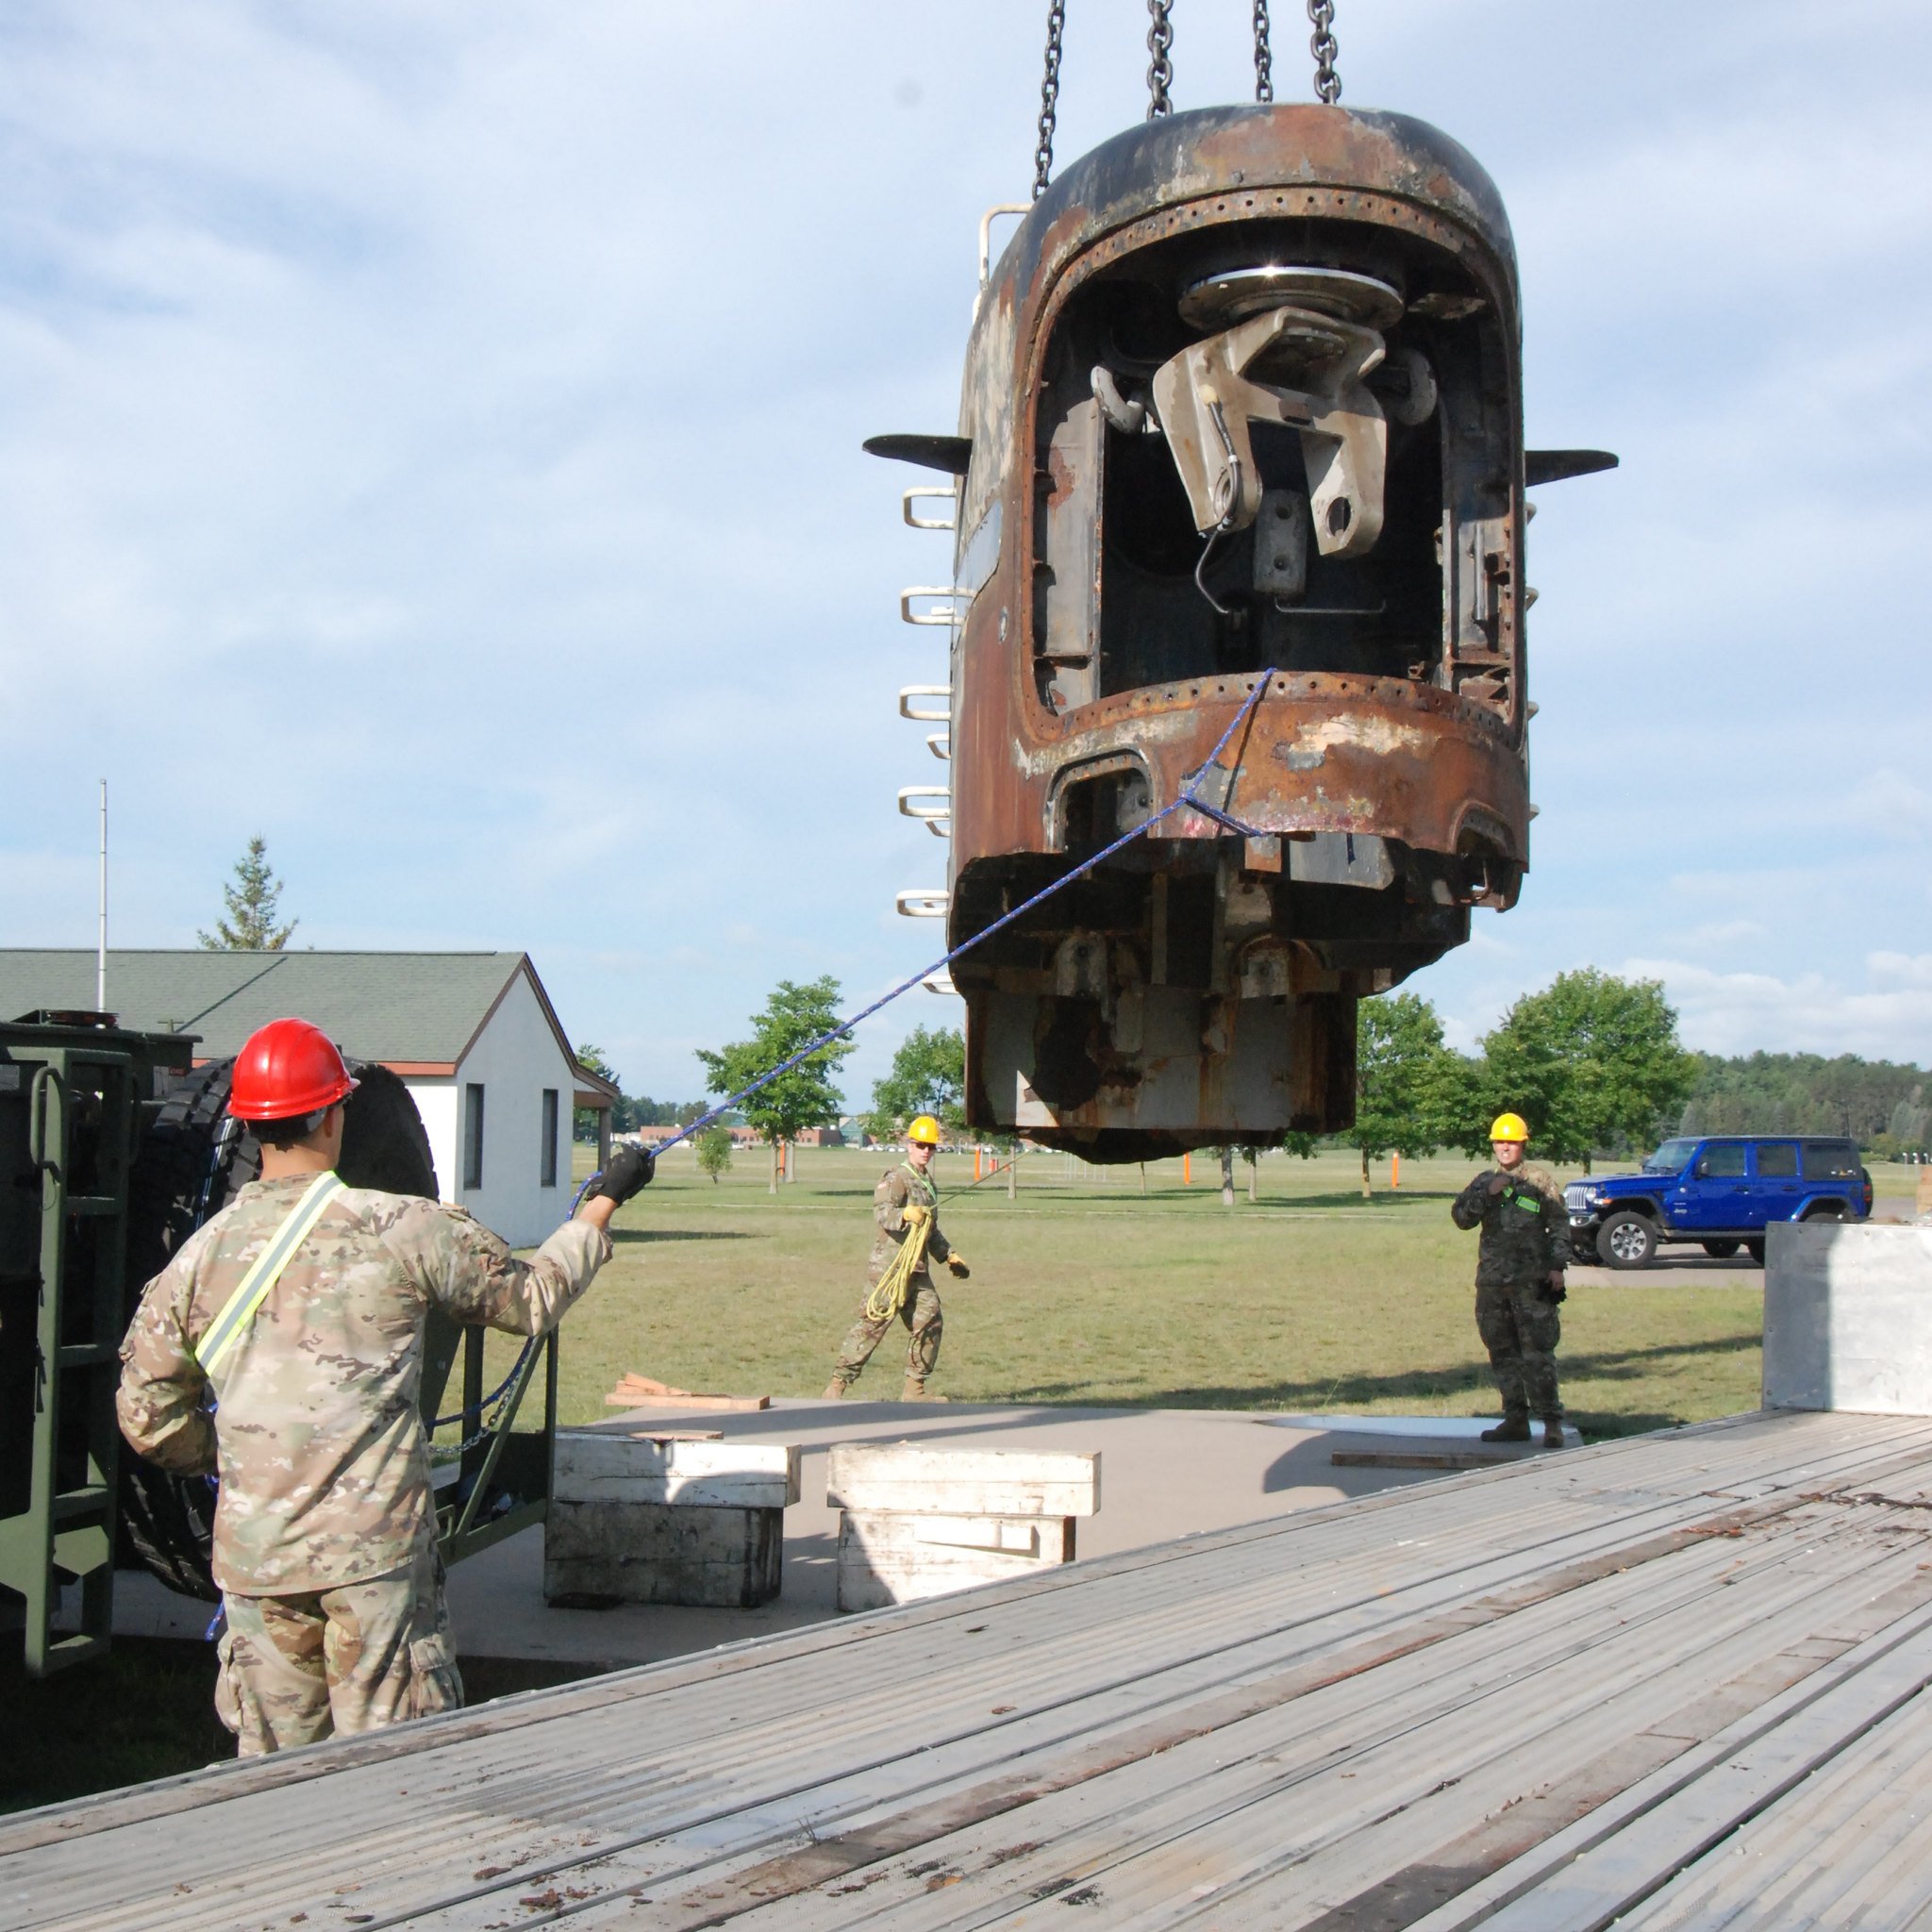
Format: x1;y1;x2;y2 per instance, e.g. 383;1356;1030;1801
0;950;566;1069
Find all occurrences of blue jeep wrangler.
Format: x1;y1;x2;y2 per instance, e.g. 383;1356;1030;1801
1566;1136;1874;1269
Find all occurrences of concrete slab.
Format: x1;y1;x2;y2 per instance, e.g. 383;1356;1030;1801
102;1398;1464;1667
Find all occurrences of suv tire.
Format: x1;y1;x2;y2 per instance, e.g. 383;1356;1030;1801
1702;1239;1740;1257
1745;1238;1766;1264
1598;1210;1658;1270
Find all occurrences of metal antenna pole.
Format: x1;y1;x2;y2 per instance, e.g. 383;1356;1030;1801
97;780;108;1010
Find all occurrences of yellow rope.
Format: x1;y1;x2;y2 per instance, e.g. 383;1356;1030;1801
864;1211;934;1324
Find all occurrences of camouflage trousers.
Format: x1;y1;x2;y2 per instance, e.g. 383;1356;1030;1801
215;1546;462;1757
1474;1281;1563;1423
830;1279;942;1389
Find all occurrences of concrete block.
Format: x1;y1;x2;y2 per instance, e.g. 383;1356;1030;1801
825;1442;1099;1518
837;1510;1077;1612
1763;1223;1932;1416
545;1500;783;1608
555;1431;800;1508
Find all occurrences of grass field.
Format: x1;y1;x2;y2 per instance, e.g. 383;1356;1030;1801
440;1143;1811;1443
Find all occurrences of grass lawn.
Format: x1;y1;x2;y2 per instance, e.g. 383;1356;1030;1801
445;1144;1773;1445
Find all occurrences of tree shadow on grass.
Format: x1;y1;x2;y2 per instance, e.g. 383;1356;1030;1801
993;1331;1760;1417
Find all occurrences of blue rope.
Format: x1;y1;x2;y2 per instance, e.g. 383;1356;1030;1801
648;669;1281;1160
431;674;1278;1435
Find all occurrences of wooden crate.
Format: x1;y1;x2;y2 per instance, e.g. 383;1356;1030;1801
827;1442;1099;1612
544;1432;800;1609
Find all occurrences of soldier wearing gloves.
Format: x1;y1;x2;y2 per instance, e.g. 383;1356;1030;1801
1451;1111;1572;1449
117;1017;653;1756
824;1113;969;1402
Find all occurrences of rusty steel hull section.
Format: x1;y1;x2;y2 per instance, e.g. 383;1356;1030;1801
940;106;1533;1158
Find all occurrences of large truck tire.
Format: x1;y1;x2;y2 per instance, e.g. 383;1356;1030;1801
118;1058;439;1600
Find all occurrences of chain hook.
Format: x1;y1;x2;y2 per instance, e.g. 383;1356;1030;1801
1307;0;1341;104
1033;1;1066;199
1254;2;1274;104
1145;0;1174;119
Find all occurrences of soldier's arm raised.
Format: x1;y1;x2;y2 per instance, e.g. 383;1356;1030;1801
116;1262;216;1475
390;1198;612;1339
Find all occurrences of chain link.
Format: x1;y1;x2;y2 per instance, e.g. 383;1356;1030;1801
1254;1;1274;104
1307;0;1341;104
1145;0;1174;119
1033;0;1067;198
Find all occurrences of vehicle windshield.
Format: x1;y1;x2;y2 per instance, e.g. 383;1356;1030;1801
1642;1138;1698;1174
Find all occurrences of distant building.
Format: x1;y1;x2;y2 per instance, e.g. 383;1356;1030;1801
0;949;616;1247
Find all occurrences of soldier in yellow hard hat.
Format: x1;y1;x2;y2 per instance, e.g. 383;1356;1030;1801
824;1114;969;1402
1450;1111;1573;1447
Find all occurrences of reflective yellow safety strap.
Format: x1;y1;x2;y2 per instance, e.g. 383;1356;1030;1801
192;1171;345;1376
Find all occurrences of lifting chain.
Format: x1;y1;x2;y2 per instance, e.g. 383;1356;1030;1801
1033;0;1066;198
1307;0;1341;104
1145;0;1174;119
1254;1;1274;104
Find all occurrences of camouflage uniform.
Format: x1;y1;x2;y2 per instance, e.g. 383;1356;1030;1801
118;1172;609;1755
1450;1163;1572;1424
828;1162;952;1391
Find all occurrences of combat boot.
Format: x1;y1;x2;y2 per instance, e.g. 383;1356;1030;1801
901;1377;947;1403
1541;1419;1569;1449
1480;1417;1531;1442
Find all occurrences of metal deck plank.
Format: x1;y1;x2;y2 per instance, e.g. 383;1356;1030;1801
6;1415;1932;1932
721;1517;1932;1932
511;1505;1932;1932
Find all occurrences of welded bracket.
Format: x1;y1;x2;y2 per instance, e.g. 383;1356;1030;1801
1151;304;1388;557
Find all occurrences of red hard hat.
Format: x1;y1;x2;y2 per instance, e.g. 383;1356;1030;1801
227;1017;358;1121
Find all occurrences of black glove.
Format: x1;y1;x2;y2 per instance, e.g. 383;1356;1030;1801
1537;1279;1567;1305
584;1144;654;1207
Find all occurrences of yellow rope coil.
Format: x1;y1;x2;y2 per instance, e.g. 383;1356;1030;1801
864;1213;934;1324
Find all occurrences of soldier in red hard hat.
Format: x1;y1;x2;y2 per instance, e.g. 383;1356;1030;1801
117;1016;654;1756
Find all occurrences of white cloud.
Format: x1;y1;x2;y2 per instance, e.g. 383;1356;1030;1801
1625;957;1932;1061
2;4;1930;1096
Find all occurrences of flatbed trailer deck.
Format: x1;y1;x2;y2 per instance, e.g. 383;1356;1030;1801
6;1408;1931;1929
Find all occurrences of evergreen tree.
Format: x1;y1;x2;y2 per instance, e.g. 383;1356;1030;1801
198;836;297;950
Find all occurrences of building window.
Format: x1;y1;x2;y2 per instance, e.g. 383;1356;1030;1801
463;1083;486;1190
541;1089;559;1188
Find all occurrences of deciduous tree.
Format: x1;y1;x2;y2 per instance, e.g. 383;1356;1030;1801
695;977;854;1193
1479;969;1697;1172
1351;993;1463;1192
865;1024;965;1141
694;1125;734;1184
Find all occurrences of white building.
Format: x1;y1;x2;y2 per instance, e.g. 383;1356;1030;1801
0;949;618;1247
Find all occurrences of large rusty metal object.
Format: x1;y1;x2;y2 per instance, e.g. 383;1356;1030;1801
873;104;1611;1160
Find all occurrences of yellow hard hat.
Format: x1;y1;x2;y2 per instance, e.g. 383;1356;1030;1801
1490;1111;1530;1144
907;1114;942;1146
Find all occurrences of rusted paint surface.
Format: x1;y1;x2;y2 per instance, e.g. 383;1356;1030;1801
939;105;1537;1155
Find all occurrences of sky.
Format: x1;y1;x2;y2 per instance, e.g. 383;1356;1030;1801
3;1;1929;1105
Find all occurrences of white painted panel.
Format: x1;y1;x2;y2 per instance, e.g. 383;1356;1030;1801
825;1442;1099;1517
1763;1223;1932;1416
555;1433;801;1507
450;964;578;1246
403;1077;458;1207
